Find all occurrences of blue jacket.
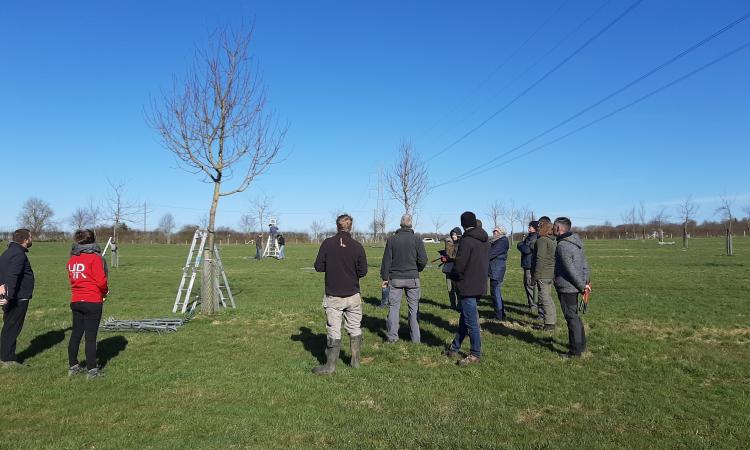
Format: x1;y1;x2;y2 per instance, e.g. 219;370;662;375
517;232;538;269
488;236;509;281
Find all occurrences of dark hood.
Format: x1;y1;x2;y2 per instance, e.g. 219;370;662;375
463;226;488;243
71;243;103;256
450;227;462;237
557;232;583;249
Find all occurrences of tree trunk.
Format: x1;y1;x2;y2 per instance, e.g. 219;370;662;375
682;222;689;249
726;228;733;256
201;180;221;315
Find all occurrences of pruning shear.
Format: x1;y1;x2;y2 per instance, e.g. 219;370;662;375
579;283;592;313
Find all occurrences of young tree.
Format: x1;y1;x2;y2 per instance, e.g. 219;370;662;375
386;139;428;215
716;197;735;256
621;206;637;239
158;213;176;244
238;214;256;236
310;220;324;243
148;26;286;314
106;180;139;267
431;216;445;239
87;199;103;230
638;200;647;239
251;195;274;238
651;206;669;242
676;196;698;249
488;201;504;229
18;197;55;237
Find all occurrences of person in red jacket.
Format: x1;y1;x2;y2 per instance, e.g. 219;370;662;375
66;229;108;378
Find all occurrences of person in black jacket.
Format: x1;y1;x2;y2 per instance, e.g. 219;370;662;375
0;229;35;367
380;214;428;343
444;212;488;366
312;214;368;374
517;221;539;312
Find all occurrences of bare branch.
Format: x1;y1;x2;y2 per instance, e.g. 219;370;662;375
386;139;428;215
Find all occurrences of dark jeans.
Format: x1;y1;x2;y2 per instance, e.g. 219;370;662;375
68;302;103;369
1;299;29;362
490;278;505;319
558;292;586;355
450;297;481;357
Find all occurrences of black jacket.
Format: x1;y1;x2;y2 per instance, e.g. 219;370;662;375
314;231;368;297
517;232;538;269
380;227;427;280
451;227;489;297
0;242;35;301
278;235;285;246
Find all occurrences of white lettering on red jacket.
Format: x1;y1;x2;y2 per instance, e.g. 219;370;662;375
67;253;108;303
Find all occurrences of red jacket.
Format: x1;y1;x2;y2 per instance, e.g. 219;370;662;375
67;253;108;303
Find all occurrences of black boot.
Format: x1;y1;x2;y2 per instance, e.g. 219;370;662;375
350;334;362;368
312;338;340;375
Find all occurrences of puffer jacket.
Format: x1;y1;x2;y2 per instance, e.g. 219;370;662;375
554;233;590;293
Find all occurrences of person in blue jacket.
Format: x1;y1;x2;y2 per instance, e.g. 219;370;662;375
488;226;509;320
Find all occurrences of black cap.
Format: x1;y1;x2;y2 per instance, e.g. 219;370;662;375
529;220;539;230
461;211;477;229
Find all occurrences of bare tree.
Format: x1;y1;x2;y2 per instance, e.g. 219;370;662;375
158;213;176;244
488;201;504;229
620;206;637;239
743;205;750;234
638;201;647;239
147;26;286;314
18;197;55;237
676;196;698;249
386;139;428;215
502;201;523;245
651;206;670;242
142;201;154;234
87;198;103;230
431;216;445;239
106;180;139;267
239;214;256;236
310;220;324;243
251;195;274;238
69;208;91;231
716;197;735;256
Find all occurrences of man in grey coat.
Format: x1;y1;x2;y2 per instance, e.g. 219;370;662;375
553;217;591;358
381;214;428;343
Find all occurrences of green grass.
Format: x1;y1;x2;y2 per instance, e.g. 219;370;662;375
1;238;748;449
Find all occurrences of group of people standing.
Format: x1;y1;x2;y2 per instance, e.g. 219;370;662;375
0;228;108;378
312;210;591;374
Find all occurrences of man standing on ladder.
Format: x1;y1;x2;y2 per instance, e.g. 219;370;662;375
312;214;368;375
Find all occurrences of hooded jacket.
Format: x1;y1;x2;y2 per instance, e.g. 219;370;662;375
517;232;539;269
554;233;590;293
488;235;509;281
533;235;557;281
68;243;109;303
451;226;489;297
0;242;34;302
380;227;427;280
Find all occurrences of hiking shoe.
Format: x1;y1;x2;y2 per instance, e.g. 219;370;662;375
87;368;105;379
457;354;481;366
68;364;87;377
542;325;556;332
443;347;460;359
1;361;25;368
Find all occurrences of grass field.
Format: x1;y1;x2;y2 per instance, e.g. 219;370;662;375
1;237;748;449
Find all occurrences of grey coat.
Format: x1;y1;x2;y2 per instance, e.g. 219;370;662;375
554;233;590;293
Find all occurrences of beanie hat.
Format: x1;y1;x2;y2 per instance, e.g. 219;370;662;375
460;211;477;229
529;220;539;231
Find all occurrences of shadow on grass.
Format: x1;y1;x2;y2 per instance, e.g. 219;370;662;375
482;321;564;355
362;296;383;308
291;326;327;364
97;336;128;368
420;298;454;311
361;310;445;348
17;327;71;363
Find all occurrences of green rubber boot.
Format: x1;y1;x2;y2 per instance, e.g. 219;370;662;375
312;338;340;375
350;334;363;368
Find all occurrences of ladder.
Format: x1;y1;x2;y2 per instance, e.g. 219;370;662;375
173;229;236;313
262;234;280;258
102;237;113;257
213;246;236;309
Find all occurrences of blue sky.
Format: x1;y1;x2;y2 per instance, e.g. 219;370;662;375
2;0;749;234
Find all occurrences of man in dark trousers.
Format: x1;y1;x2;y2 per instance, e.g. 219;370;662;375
444;212;489;366
312;214;368;374
553;217;591;358
517;220;539;312
0;229;35;367
381;214;428;343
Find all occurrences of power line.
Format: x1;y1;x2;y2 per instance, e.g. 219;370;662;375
419;0;570;141
426;0;644;162
431;40;750;189
432;9;750;186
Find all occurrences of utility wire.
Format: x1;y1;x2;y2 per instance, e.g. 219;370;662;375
431;40;750;189
419;0;570;140
433;9;750;186
427;0;644;162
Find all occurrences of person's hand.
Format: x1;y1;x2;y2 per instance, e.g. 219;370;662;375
0;284;5;297
0;298;7;306
582;283;592;302
440;256;448;264
381;280;389;289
